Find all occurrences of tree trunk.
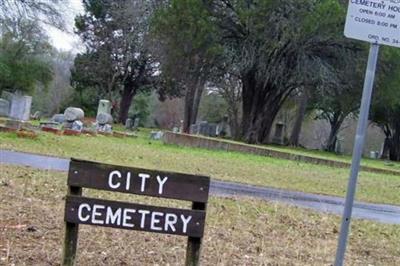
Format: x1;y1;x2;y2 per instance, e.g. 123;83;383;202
190;82;204;125
240;67;295;144
228;106;241;140
183;84;197;133
242;97;282;144
241;80;285;143
389;123;400;161
381;137;391;160
118;84;137;124
288;89;309;146
325;116;343;152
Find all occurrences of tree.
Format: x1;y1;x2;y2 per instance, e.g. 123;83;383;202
199;0;359;144
73;0;158;123
211;72;242;140
32;49;75;115
288;87;310;146
0;18;53;94
0;0;66;30
310;47;366;152
151;0;221;133
371;48;400;161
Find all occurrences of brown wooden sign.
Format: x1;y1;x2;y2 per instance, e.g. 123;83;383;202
68;159;210;203
65;195;206;237
62;158;210;266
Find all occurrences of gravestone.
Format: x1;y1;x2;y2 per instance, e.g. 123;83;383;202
51;114;66;124
96;113;113;125
9;95;32;121
64;107;84;122
71;120;83;132
96;100;113;131
190;124;199;135
133;117;140;129
335;137;344;154
198;121;209;136
97;100;112;115
150;131;164;140
0;98;10;117
207;123;217;137
217;116;231;137
190;121;217;137
125;118;133;130
1;91;13;102
97;123;112;133
272;122;285;145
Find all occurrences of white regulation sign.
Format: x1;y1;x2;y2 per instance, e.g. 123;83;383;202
345;0;400;47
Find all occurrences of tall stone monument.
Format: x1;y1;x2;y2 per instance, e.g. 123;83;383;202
96;99;113;133
97;100;112;115
9;95;32;121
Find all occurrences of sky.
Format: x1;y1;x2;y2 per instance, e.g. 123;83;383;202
45;0;84;52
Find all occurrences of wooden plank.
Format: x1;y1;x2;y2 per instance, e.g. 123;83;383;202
68;158;210;203
64;195;207;238
62;186;82;266
185;202;207;266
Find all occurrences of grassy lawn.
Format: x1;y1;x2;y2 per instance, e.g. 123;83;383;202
1;130;400;206
0;165;399;265
178;132;400;173
267;144;400;172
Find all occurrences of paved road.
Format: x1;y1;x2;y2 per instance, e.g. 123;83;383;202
1;149;399;224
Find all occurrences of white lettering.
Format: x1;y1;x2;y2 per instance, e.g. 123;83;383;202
138;210;150;228
150;212;163;231
92;204;105;225
180;215;192;233
164;213;178;232
139;173;150;192
105;207;122;225
78;203;91;222
156;176;168;194
125;172;131;191
108;170;121;189
122;209;136;228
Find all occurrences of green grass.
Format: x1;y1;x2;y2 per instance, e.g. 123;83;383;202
1;165;399;265
1;129;400;205
268;144;400;171
189;134;400;173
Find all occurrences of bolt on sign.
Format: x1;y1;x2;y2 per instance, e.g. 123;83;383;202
62;159;210;266
345;0;400;47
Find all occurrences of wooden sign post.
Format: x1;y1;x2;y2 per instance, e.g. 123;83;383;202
62;158;210;266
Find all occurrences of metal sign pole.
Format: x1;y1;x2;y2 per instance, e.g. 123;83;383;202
334;43;380;266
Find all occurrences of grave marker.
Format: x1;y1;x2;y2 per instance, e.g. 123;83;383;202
9;95;32;121
62;158;210;266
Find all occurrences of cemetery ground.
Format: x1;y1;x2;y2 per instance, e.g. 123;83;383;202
1;164;399;265
0;129;400;205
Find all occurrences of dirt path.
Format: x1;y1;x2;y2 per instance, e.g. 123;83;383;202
1;149;399;224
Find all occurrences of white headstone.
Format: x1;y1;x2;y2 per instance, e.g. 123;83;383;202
97;100;112;115
9;95;32;121
96;112;113;125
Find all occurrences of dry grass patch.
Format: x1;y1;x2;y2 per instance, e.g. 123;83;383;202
1;165;399;265
1;131;400;205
